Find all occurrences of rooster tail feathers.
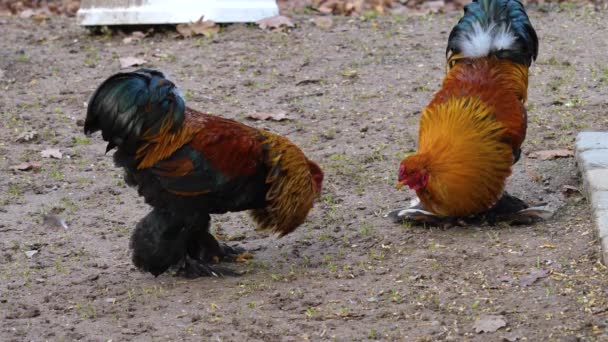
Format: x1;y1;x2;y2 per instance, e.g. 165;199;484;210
84;68;186;153
446;0;538;66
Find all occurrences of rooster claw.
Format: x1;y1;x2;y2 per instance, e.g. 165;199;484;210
505;206;554;225
386;207;444;225
177;255;242;278
206;242;252;263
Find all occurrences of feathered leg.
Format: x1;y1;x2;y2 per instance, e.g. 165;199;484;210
386;193;553;226
177;214;249;278
197;230;249;263
130;208;188;276
385;197;447;225
482;192;553;225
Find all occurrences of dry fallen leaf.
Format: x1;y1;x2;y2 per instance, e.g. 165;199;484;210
19;9;34;18
539;244;557;249
313;16;333;29
247;112;290;121
10;162;42;172
528;149;574;160
122;30;150;44
176;17;219;38
16;130;38;143
257;15;295;31
473;315;507;333
497;274;513;284
501;331;524;342
420;0;446;14
65;0;80;17
43;214;69;230
340;69;358;78
40;148;62;159
119;56;147;69
519;269;549;287
311;0;398;16
25;250;39;258
561;185;581;196
32;12;49;23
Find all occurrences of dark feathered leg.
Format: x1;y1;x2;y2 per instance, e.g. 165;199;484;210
198;230;249;263
176;214;246;278
130;208;188;276
482;192;553;225
387;193;553;226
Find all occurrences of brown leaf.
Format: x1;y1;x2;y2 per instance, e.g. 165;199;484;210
257;15;295;31
10;162;42;172
65;1;80;17
19;8;34;18
501;331;524;342
176;17;219;38
528;149;573;160
43;214;69;230
119;56;147;69
311;0;395;15
15;130;38;143
32;11;49;23
561;185;581;196
247;112;290;121
473;315;507;333
318;3;335;14
313;16;333;29
497;274;513;284
340;69;358;78
519;269;549;287
40;148;62;159
122;31;147;44
416;0;445;14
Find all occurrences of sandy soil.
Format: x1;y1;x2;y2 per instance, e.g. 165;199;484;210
1;4;608;341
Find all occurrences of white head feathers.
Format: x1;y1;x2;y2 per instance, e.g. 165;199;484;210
456;22;517;58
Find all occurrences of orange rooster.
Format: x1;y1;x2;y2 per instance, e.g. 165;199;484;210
391;0;550;224
85;69;323;277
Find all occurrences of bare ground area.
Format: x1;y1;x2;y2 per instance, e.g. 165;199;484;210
1;5;608;341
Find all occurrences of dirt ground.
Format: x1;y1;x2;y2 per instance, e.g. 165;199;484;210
1;4;608;341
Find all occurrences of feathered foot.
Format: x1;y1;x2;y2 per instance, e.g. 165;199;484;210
175;255;244;278
199;231;253;264
386;193;554;226
483;192;554;225
130;208;189;277
489;206;554;225
386;198;450;226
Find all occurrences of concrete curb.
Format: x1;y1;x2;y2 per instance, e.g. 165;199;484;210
575;132;608;264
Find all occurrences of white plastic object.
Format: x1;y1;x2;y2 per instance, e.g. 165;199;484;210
77;0;279;26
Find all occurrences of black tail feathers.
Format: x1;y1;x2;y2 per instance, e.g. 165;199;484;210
446;0;538;66
84;68;186;153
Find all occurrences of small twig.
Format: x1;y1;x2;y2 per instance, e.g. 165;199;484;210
279;91;324;103
592;307;608;315
282;127;303;136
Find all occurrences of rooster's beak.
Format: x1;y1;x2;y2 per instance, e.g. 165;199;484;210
396;181;404;190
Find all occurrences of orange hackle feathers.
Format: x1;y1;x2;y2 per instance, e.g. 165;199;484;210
136;110;197;169
432;57;529;153
404;95;514;217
